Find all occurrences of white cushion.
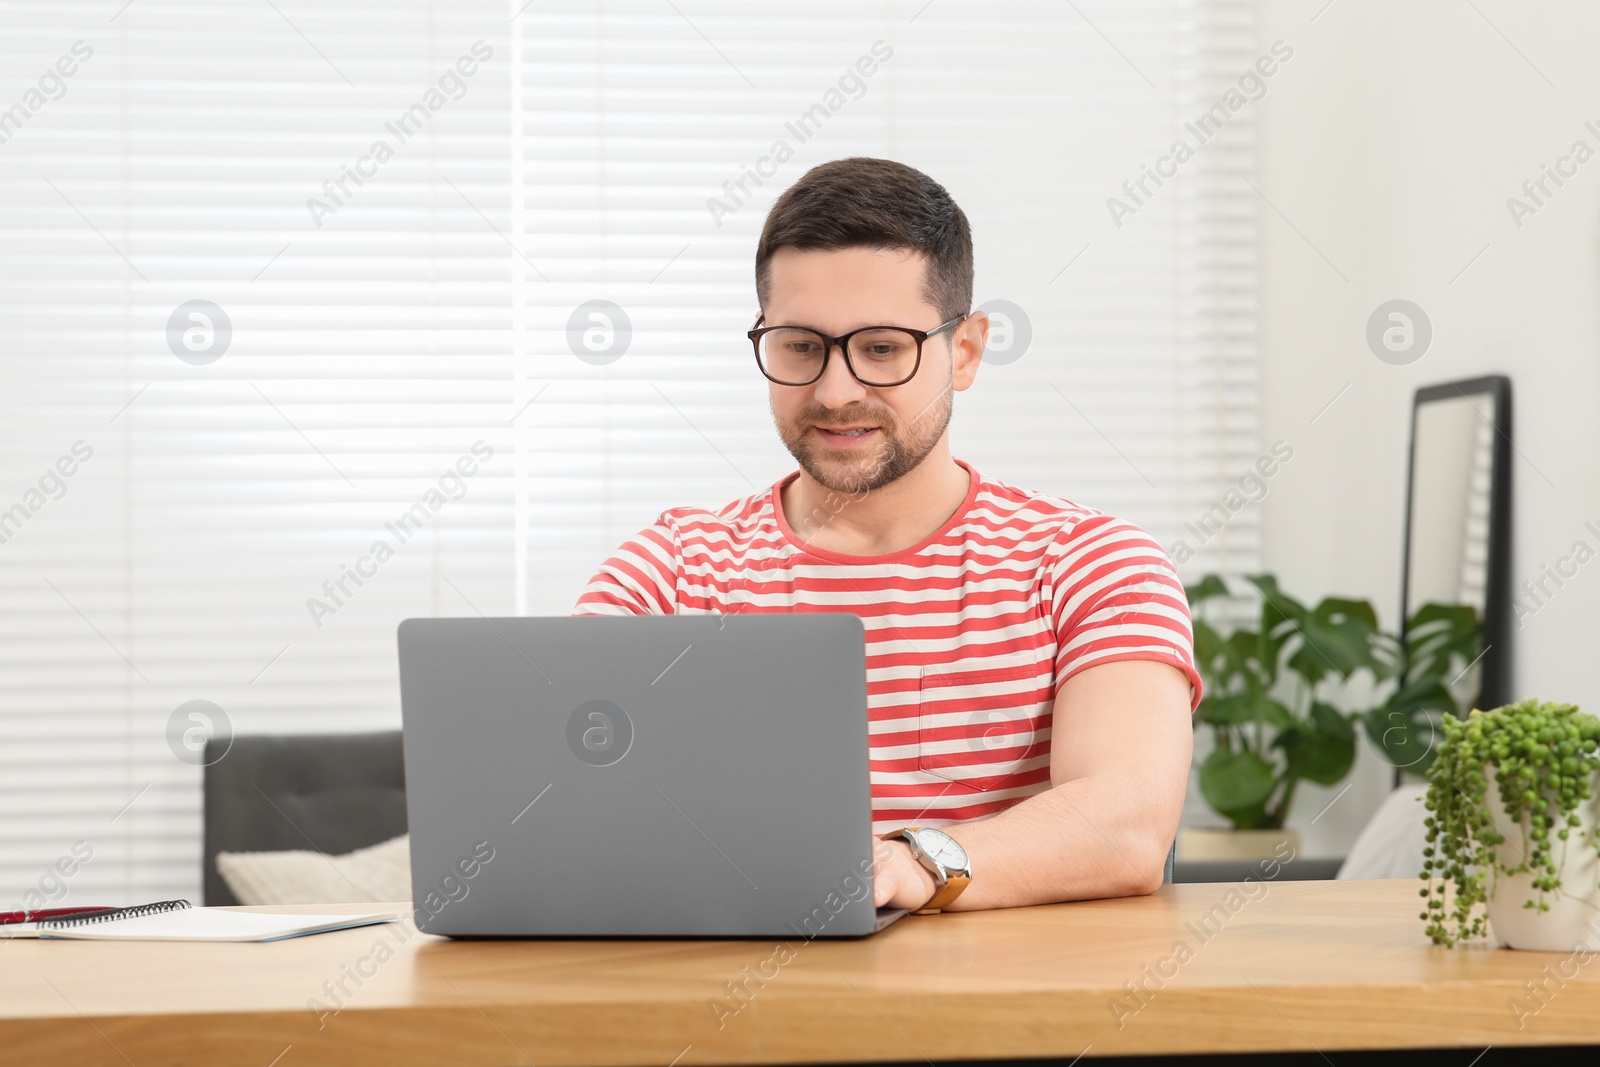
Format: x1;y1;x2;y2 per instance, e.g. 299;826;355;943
216;833;411;905
1337;784;1429;879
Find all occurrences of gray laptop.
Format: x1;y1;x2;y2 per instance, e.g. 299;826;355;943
396;612;910;938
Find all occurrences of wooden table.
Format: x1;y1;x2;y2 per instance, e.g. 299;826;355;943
4;879;1598;1066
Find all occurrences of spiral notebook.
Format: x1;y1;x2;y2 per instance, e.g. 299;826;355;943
0;899;398;942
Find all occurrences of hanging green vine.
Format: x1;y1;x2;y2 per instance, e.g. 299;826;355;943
1420;698;1600;946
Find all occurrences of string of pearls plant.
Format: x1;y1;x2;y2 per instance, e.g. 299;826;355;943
1420;699;1600;946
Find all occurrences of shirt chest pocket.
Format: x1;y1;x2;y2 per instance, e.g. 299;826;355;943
916;652;1053;794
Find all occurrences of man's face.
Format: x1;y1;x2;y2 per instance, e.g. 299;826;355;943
762;246;983;495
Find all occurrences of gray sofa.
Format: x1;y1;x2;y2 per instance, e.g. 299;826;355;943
201;731;408;906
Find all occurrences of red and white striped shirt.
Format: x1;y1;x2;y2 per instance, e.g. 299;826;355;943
573;458;1202;835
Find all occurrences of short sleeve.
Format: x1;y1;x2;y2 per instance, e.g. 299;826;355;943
572;518;679;616
1046;514;1203;713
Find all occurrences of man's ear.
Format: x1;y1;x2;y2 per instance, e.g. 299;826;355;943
950;311;989;392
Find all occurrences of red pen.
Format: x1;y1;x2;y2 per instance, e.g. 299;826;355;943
0;907;117;926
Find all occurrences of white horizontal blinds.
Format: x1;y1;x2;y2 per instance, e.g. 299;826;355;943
0;0;1257;906
1172;0;1264;580
513;1;1261;618
951;0;1262;577
513;3;845;615
0;2;513;904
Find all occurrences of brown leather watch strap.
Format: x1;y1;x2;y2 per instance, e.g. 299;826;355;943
914;872;970;914
885;826;972;914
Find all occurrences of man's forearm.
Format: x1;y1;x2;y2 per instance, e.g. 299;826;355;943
940;774;1176;910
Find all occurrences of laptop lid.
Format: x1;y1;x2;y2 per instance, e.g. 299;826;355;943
398;612;890;937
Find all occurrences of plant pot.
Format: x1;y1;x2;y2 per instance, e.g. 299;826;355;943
1178;826;1300;863
1485;774;1600;951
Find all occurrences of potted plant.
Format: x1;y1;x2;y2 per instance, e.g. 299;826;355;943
1360;601;1483;775
1182;574;1390;860
1420;698;1600;950
1182;573;1481;862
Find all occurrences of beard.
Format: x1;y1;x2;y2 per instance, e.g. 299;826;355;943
773;383;953;496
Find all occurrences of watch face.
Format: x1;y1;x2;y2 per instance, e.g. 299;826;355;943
915;828;968;870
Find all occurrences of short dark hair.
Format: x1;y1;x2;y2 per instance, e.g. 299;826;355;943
755;157;973;323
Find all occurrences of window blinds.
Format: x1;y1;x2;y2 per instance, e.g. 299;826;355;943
512;0;1261;611
0;0;1257;904
0;1;518;905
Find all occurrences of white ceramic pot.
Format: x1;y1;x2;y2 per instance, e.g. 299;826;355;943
1485;774;1600;951
1177;826;1300;863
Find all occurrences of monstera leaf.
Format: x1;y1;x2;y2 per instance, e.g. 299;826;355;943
1243;574;1308;688
1199;749;1275;830
1184;574;1231;608
1276;701;1357;786
1362;676;1458;772
1286;597;1385;688
1199;692;1294;730
1404;603;1482;688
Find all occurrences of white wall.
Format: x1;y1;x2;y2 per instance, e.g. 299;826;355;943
1242;0;1600;856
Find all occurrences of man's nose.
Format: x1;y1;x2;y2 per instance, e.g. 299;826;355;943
811;341;868;408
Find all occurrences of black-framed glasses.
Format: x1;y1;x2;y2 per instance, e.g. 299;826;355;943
748;313;968;387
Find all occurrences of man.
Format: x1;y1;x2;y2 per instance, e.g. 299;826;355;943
575;157;1201;913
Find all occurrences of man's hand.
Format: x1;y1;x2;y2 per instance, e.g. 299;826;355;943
870;835;939;910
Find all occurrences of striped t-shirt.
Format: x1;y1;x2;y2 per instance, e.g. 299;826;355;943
573;458;1202;835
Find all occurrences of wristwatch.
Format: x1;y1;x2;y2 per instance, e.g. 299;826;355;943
883;826;972;914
